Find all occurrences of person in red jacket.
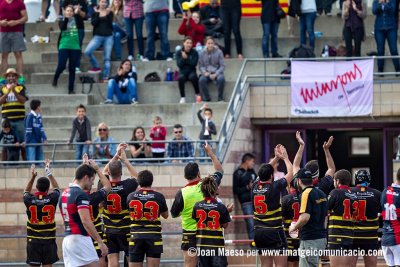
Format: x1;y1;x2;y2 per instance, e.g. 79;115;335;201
178;10;206;46
149;116;167;162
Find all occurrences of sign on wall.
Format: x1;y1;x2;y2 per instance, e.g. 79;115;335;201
291;59;374;117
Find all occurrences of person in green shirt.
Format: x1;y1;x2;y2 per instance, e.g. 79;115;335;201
170;141;224;267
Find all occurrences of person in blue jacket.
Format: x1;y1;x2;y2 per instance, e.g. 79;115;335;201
25;99;47;162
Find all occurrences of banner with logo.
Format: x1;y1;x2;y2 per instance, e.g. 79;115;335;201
291;59;374;117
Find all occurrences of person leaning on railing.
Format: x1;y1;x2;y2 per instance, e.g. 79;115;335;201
166;124;194;163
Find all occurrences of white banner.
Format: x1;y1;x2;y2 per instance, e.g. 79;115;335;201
291;59;374;117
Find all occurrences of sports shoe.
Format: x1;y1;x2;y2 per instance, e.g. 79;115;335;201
141;57;149;62
52;79;57;87
179;97;186;104
18;76;26;84
325;11;332;16
131;98;138;105
121;37;127;44
75;67;82;73
102;99;113;104
88;67;101;73
166;57;173;61
196;95;202;103
127;55;134;61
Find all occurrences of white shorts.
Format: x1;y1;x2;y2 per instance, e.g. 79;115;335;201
382;245;400;267
63;235;99;267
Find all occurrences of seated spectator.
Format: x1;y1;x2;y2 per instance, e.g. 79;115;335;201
198;36;225;102
176;37;201;104
103;59;138;104
149;116;167;160
129;126;152;160
0;119;20;161
25;100;47;162
166;124;194;163
85;0;114;81
93;122;116;160
178;10;206;46
123;0;145;61
111;0;127;61
200;0;224;38
342;0;367;57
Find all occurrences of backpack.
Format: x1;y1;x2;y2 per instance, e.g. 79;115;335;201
144;72;161;82
280;45;316;79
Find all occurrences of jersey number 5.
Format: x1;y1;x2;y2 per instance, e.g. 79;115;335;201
129;200;160;221
254;195;268;214
29;205;55;224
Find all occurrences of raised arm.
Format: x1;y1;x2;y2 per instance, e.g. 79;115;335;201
204;141;223;173
277;145;294;185
24;164;37;193
118;144;138;178
87;158;111;193
323;136;335;177
45;159;59;190
293;131;305;175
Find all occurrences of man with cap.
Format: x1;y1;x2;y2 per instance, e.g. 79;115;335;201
289;168;328;267
0;68;28;160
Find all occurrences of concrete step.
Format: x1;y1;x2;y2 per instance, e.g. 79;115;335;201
27;94;93;106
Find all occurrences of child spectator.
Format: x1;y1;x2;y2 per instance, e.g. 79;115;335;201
178;10;206;46
93;122;116;161
0;118;20;161
52;5;82;94
197;104;217;160
111;0;127;61
25;100;47;162
129;126;152;161
123;0;145;60
149;116;167;161
68;104;92;162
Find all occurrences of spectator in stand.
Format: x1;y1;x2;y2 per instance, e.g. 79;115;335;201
143;0;171;61
52;5;82;95
200;0;224;38
299;0;317;50
197;104;217;160
129;126;152;160
103;59;138;104
0;118;20;161
0;68;28;160
220;0;243;59
25;100;47;162
233;153;257;239
167;124;194;163
38;0;60;22
85;0;114;81
61;0;88;73
316;0;333;16
178;10;206;46
198;36;225;102
68;104;92;162
149;116;167;161
0;0;28;85
93;122;117;161
111;0;127;61
123;0;145;61
176;36;202;104
342;0;367;57
261;0;282;58
372;0;400;74
173;0;184;18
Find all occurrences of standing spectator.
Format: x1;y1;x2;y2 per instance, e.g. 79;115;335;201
0;118;20;161
220;0;243;59
200;0;224;38
104;59;138;104
38;0;60;22
372;0;400;74
0;0;28;85
342;0;367;57
299;0;317;50
198;37;225;102
85;0;114;81
166;124;194;163
123;0;145;61
178;11;206;46
176;36;201;104
149;116;167;160
261;0;282;58
0;68;27;160
129;126;152;160
93;122;117;161
111;0;127;61
52;5;82;94
25;100;47;162
197;104;217;160
61;0;87;73
233;153;257;240
68;104;92;162
143;0;171;61
317;0;333;16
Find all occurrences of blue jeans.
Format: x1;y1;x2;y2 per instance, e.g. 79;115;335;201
54;49;81;93
262;22;280;57
300;12;316;49
241;202;254;240
26;145;44;162
84;35;114;79
145;11;170;60
75;144;90;161
107;78;137;104
375;27;400;72
113;23;127;60
124;16;144;57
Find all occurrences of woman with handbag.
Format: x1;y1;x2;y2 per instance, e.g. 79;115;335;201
260;0;284;58
342;0;367;57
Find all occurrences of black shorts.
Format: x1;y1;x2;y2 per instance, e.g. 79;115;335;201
254;228;287;254
181;231;196;251
26;240;59;266
328;243;353;250
129;239;163;262
198;255;228;267
104;233;130;254
351;242;380;252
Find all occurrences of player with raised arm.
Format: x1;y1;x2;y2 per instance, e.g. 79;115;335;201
252;144;293;267
24;160;60;267
170;141;223;267
102;143;139;267
127;170;168;267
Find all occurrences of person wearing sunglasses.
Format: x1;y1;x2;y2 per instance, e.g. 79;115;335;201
93;122;117;162
166;123;194;163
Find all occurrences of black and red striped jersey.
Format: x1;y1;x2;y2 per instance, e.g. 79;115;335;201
23;189;60;244
381;184;400;246
281;189;300;249
88;189;107;233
